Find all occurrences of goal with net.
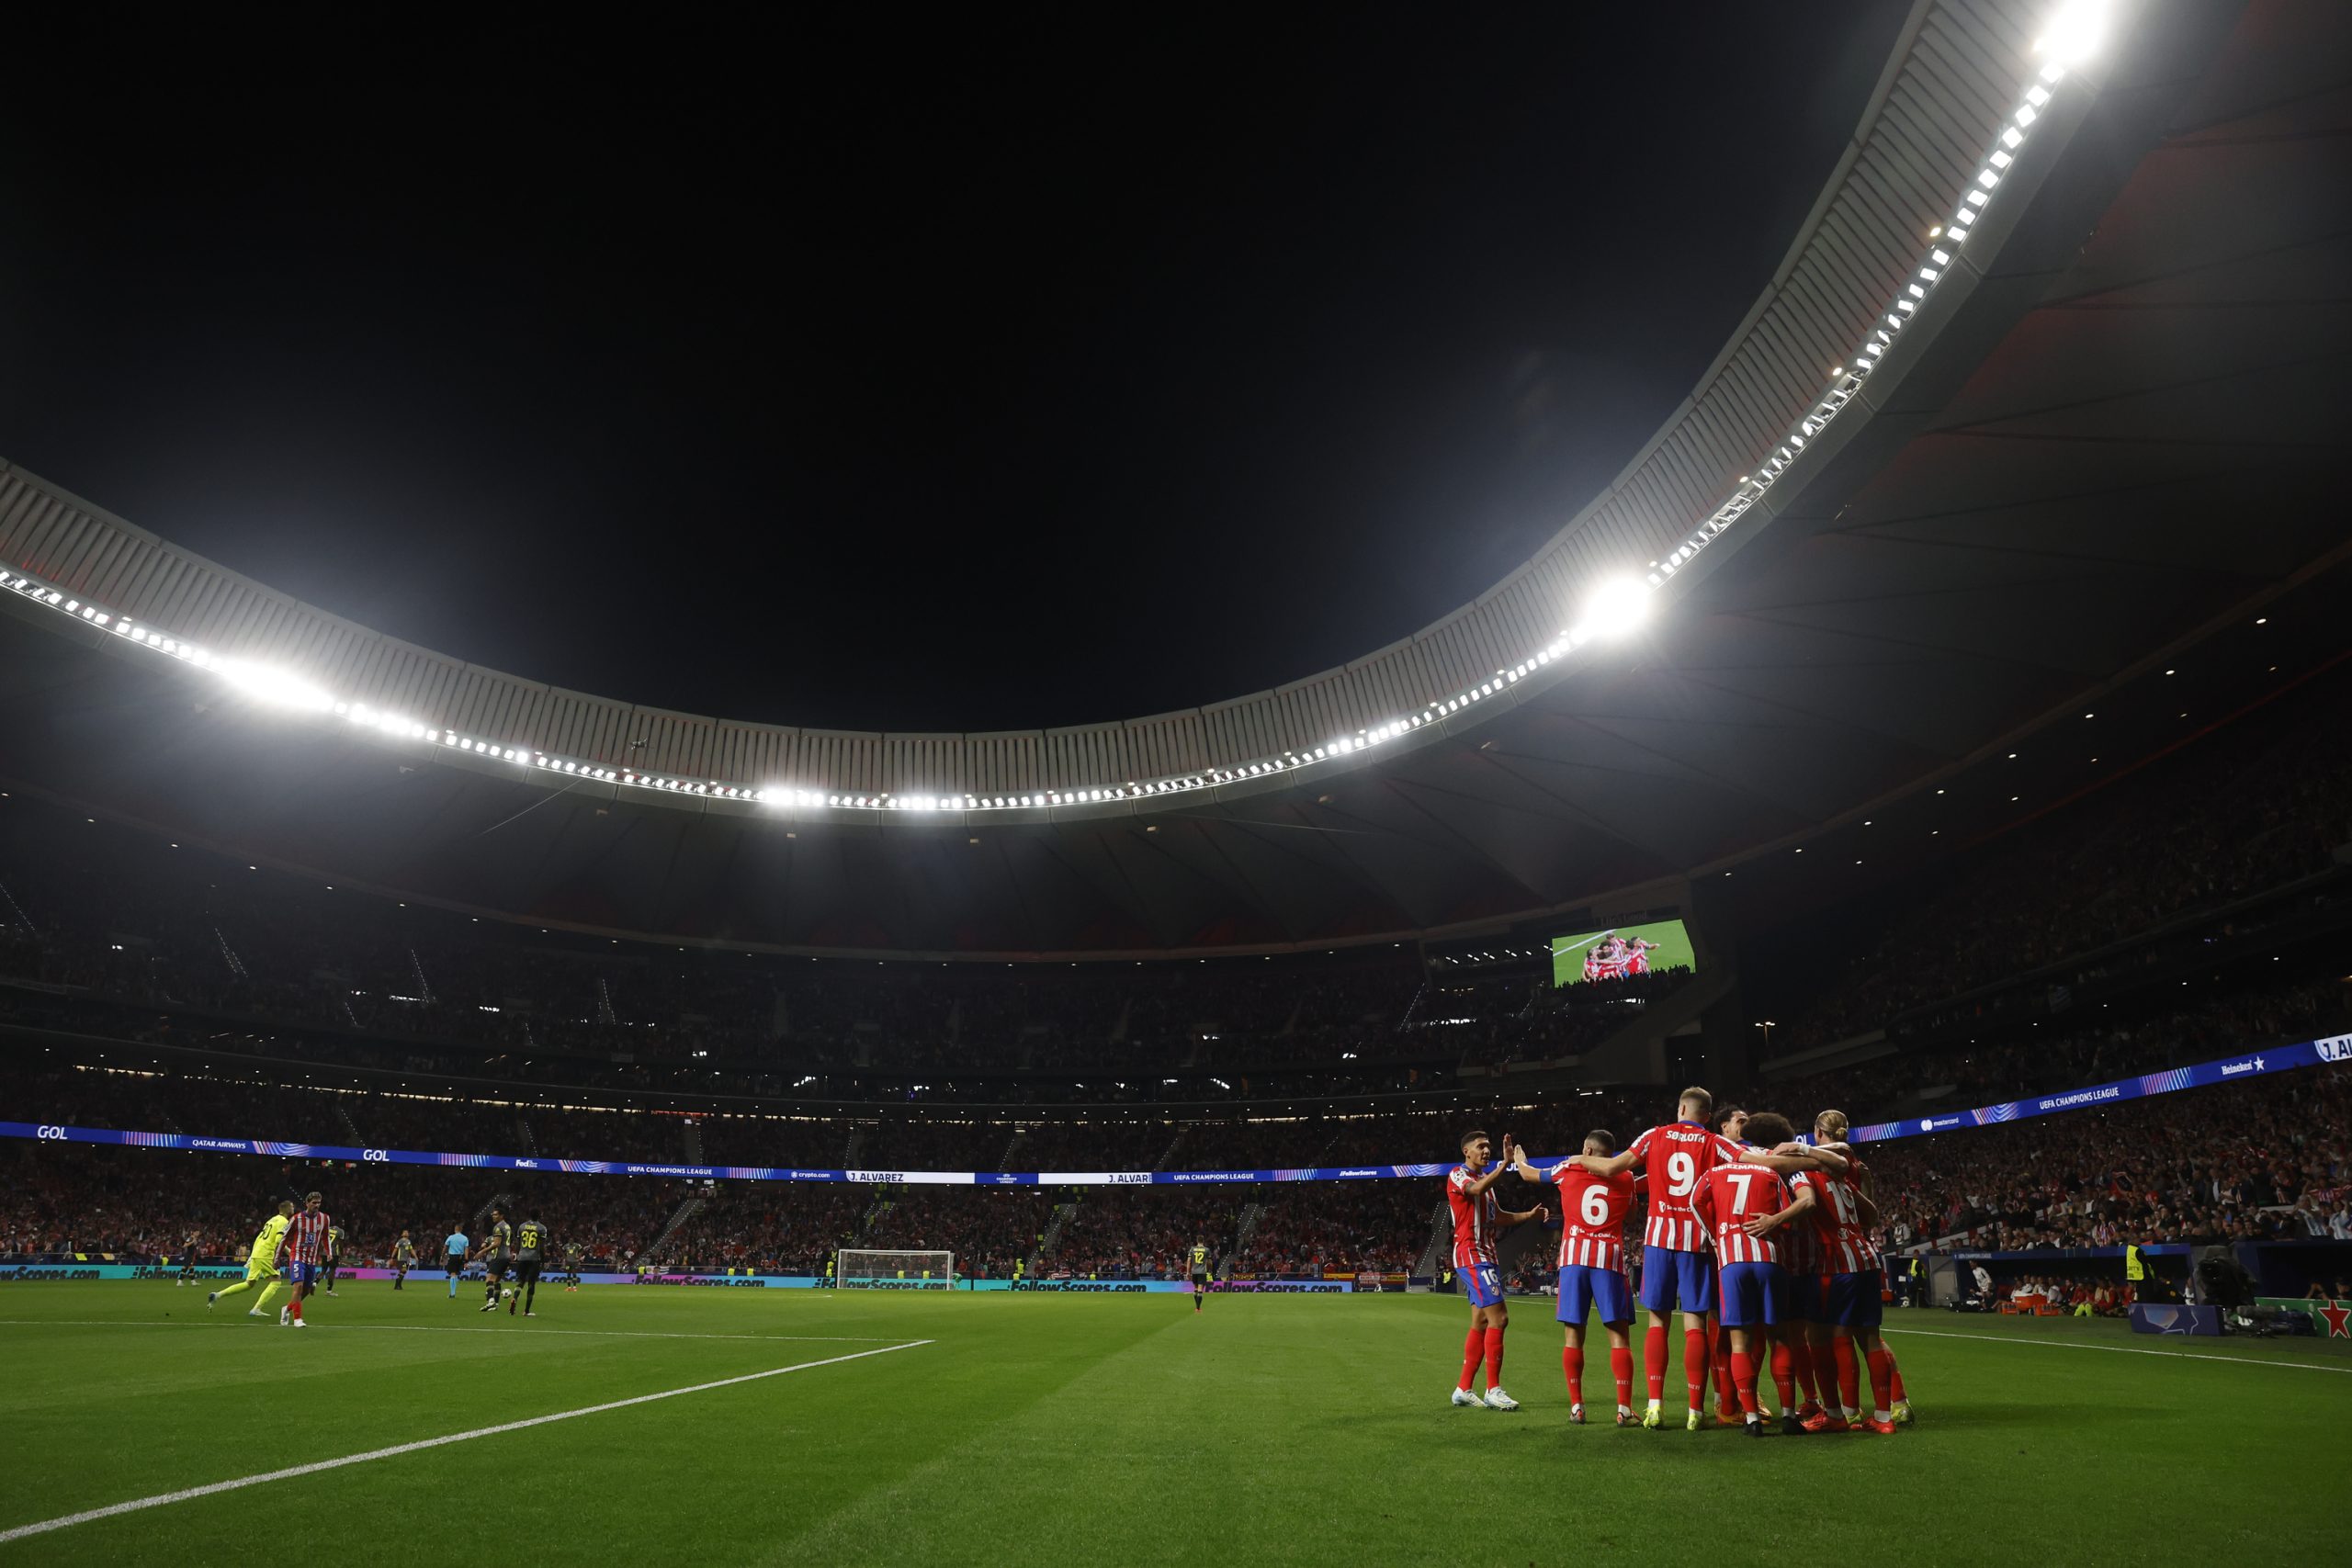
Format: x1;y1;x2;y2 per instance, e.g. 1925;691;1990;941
833;1248;956;1290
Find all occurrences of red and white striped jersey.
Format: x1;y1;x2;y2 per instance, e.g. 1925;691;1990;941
1690;1163;1790;1267
286;1209;331;1265
1812;1160;1881;1274
1625;1122;1747;1252
1447;1165;1500;1265
1547;1162;1636;1273
1781;1168;1826;1275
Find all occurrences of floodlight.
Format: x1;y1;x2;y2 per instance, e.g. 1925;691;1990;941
1577;576;1652;640
213;659;334;712
2035;0;2110;66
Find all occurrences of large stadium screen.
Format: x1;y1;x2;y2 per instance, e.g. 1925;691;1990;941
1551;918;1696;987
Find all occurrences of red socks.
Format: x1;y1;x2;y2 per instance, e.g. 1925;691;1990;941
289;1298;302;1322
1833;1336;1860;1412
1729;1350;1759;1416
1562;1346;1584;1404
1483;1325;1505;1390
1806;1335;1844;1410
1683;1328;1709;1410
1459;1327;1483;1392
1888;1354;1907;1403
1644;1325;1668;1401
1712;1325;1736;1410
1769;1340;1795;1412
1865;1346;1894;1415
1611;1346;1634;1407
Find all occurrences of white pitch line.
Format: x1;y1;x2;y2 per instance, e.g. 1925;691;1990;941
1888;1325;2352;1374
0;1320;905;1343
0;1338;933;1545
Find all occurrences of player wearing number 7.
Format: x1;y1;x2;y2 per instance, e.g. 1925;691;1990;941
1566;1087;1843;1430
1446;1130;1549;1411
1689;1113;1806;1438
1510;1132;1639;1426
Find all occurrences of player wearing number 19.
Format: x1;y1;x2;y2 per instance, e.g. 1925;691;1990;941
1510;1132;1638;1426
1445;1130;1549;1412
1792;1109;1902;1434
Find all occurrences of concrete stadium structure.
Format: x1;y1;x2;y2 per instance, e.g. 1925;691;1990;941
3;0;2346;956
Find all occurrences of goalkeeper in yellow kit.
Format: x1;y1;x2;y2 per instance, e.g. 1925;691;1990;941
206;1201;296;1318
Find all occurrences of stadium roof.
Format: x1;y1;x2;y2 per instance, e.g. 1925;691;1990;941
3;0;2346;957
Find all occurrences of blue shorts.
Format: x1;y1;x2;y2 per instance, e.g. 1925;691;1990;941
1788;1272;1831;1323
1636;1248;1715;1316
1717;1261;1791;1328
1459;1259;1503;1308
1556;1266;1634;1327
1826;1271;1883;1330
288;1260;321;1288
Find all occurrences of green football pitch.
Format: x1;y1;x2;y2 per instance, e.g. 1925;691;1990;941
3;1284;2346;1565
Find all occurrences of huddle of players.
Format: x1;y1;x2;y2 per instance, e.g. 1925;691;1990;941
1447;1086;1912;1435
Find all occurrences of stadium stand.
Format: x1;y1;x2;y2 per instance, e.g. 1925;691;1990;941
3;598;2347;1288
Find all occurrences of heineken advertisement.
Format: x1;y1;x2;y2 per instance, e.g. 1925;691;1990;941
6;1032;2344;1184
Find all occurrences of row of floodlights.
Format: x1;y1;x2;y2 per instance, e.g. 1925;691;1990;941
1648;10;2095;590
7;564;1650;812
0;7;2105;817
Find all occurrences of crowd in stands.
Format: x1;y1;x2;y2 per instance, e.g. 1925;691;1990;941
0;1142;686;1270
1776;671;2352;1048
0;803;1681;1104
13;1031;2346;1277
1772;976;2344;1122
1866;1066;2352;1253
7;670;2351;1280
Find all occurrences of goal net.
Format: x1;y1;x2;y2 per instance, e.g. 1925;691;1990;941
834;1248;956;1290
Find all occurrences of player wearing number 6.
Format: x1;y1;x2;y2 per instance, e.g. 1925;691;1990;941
1568;1087;1843;1430
1510;1132;1639;1426
1445;1130;1548;1412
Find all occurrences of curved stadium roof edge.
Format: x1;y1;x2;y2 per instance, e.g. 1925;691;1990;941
4;0;2075;822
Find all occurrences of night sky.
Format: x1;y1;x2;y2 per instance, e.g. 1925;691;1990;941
3;6;1908;734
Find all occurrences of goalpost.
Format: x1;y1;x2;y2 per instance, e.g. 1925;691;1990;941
834;1248;956;1290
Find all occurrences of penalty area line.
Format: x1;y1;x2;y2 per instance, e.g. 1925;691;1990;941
1888;1325;2351;1374
0;1337;933;1545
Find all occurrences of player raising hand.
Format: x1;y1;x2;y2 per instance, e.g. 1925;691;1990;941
1446;1130;1549;1412
1513;1132;1640;1426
